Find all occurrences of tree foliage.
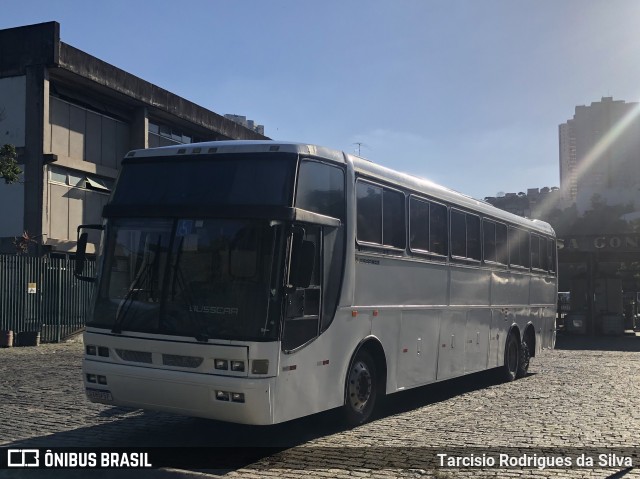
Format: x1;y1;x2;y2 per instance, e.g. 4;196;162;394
0;144;22;184
13;231;40;255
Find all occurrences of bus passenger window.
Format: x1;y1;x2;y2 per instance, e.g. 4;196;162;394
540;237;549;271
383;189;405;249
548;238;556;273
509;227;530;268
356;180;405;250
410;197;447;257
356;182;382;244
508;227;519;266
520;231;531;268
430;203;448;256
409;197;430;251
451;210;466;257
450;210;480;261
530;235;541;270
467;214;481;260
496;223;508;264
483;220;497;263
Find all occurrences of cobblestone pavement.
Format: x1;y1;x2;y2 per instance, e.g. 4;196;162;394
0;333;639;478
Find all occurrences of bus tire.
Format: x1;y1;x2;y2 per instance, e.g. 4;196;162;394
516;340;530;378
503;332;519;382
343;349;377;426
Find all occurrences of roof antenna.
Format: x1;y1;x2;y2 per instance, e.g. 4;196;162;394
353;142;366;156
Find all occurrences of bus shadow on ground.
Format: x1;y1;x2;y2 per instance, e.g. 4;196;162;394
555;332;640;352
3;369;508;477
378;367;511;419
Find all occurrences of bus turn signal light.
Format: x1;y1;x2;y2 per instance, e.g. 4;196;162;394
251;360;269;374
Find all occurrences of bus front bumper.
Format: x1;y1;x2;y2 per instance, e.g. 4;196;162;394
83;359;275;425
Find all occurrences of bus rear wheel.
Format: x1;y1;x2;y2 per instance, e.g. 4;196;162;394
516;340;530;378
343;349;377;426
503;333;519;382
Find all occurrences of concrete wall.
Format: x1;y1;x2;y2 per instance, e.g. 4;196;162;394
48;96;130;169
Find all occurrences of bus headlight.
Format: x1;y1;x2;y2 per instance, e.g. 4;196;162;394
230;361;245;372
214;359;228;370
215;391;230;401
231;392;245;403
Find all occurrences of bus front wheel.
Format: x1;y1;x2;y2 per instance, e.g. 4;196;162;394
343;349;377;426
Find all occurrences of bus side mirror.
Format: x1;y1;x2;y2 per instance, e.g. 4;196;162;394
75;232;89;277
289;234;315;289
74;224;103;282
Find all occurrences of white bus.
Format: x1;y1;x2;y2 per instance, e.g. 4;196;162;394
76;141;557;426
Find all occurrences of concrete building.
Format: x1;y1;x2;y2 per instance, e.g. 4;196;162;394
0;21;268;255
559;97;640;213
484;187;560;219
224;114;265;136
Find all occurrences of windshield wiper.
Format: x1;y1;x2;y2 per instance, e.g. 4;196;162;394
165;237;210;342
112;238;160;334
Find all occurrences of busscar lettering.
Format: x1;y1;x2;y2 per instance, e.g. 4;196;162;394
356;257;380;265
189;305;239;315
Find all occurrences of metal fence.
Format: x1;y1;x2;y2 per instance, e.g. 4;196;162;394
0;255;96;343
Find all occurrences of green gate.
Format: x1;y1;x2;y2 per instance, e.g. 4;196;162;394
0;255;96;343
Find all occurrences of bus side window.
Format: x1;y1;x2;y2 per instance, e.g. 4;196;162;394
496;223;508;264
356;182;382;244
509;227;530;269
508;227;520;267
548;238;557;273
467;214;481;260
483;219;497;263
295;160;345;221
450;209;480;261
540;236;549;271
430;202;448;256
409;197;447;257
282;226;322;352
409;197;430;251
295;159;346;334
530;235;540;270
383;188;405;249
450;210;466;257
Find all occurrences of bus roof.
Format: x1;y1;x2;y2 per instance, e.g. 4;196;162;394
125;140;555;237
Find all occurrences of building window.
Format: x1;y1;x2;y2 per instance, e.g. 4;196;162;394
48;166;114;193
148;121;198;148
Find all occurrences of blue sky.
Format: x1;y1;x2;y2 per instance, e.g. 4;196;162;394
3;1;640;199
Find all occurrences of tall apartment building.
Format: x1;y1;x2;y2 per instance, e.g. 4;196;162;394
0;22;268;255
559;97;640;213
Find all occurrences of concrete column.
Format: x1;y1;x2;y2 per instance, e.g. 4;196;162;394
130;106;148;150
23;64;47;252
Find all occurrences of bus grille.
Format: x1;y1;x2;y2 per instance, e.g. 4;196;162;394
115;349;153;364
162;354;204;368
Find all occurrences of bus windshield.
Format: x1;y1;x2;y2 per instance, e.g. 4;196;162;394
111;154;296;207
90;218;282;341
